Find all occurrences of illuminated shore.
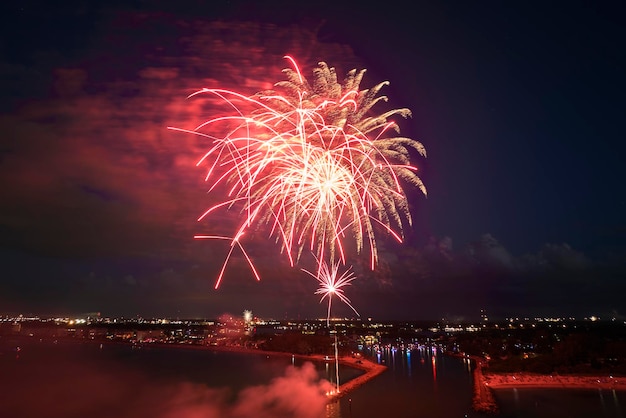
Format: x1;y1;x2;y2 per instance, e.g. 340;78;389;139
469;354;626;414
326;355;387;401
471;357;499;413
483;372;626;390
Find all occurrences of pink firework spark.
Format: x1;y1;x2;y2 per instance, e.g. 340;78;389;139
169;56;426;288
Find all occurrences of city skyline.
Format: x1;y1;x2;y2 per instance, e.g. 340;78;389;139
0;1;624;320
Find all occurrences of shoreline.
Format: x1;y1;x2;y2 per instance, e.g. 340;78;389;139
199;343;388;401
470;356;499;414
10;336;626;409
483;372;626;391
5;336;387;403
467;354;626;414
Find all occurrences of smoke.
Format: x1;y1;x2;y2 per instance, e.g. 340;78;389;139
0;344;333;418
152;364;332;418
229;363;332;418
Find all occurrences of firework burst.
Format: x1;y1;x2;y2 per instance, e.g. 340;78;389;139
170;56;426;287
302;259;359;326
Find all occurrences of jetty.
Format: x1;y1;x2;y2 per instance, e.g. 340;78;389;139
327;356;387;401
471;357;499;414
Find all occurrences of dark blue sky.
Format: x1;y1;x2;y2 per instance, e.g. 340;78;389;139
0;0;624;320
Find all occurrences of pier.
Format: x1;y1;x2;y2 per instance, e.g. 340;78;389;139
471;357;499;414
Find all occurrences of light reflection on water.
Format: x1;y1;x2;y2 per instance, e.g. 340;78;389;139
613;390;622;416
325;345;626;418
323;345;481;418
2;338;624;418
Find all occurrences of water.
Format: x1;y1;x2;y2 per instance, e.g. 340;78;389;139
494;388;624;418
333;346;486;418
0;336;360;418
1;337;624;418
333;346;624;418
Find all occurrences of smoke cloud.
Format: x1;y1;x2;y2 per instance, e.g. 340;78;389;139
0;344;334;418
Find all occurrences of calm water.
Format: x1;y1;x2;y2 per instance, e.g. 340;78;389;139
336;347;625;418
1;337;623;418
493;388;624;418
335;346;486;418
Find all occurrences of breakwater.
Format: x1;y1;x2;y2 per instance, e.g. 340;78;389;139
471;357;499;414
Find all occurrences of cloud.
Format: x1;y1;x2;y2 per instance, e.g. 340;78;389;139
337;232;626;319
2;7;623;319
463;233;515;272
432;234;595;278
534;242;590;271
0;13;366;267
124;274;137;286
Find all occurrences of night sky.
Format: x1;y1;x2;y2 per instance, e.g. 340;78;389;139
0;0;624;320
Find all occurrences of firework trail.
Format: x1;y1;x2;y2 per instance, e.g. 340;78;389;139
302;259;359;326
170;56;426;288
302;257;359;394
